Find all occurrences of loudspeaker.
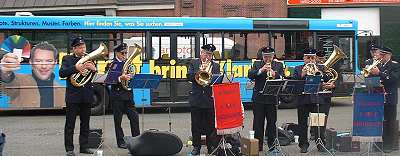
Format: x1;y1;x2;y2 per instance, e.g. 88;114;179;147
88;129;102;148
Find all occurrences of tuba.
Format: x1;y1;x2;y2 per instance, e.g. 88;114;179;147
195;58;213;87
121;44;142;90
322;45;347;83
362;58;381;77
70;43;108;87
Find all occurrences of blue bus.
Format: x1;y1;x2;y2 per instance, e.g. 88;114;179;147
0;16;359;114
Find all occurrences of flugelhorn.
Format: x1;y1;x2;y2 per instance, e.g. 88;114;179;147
195;58;212;87
121;44;142;90
362;58;381;77
70;43;108;87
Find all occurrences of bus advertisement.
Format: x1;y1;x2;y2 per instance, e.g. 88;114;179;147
0;16;359;114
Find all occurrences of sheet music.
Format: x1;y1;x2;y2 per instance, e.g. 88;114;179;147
92;73;108;84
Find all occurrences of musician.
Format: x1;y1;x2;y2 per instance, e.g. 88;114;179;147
367;46;400;152
248;46;283;152
59;36;96;156
316;50;326;64
364;44;384;68
187;44;221;155
293;48;335;153
105;43;140;149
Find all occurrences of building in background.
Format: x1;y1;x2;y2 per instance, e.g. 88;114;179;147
0;0;287;58
288;0;400;61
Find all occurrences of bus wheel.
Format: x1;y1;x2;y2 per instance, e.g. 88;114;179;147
91;85;109;116
278;95;298;109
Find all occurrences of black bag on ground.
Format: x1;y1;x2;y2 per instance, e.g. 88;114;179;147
216;133;241;156
266;123;296;146
125;129;183;156
88;129;102;148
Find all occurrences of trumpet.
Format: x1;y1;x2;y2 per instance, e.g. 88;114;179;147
265;63;274;80
362;58;382;77
195;58;213;87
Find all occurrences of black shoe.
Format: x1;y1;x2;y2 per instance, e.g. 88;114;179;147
191;146;201;155
118;143;127;149
383;148;393;153
80;148;95;154
66;151;75;156
300;146;308;153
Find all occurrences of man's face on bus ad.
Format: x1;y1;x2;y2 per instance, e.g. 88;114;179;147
30;49;56;80
73;43;86;57
200;50;212;62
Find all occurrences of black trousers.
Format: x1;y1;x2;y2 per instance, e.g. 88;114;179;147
112;99;140;145
252;102;277;150
191;107;217;149
64;102;90;152
382;105;397;150
297;103;330;148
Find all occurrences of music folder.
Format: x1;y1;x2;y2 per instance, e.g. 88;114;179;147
303;75;322;94
281;80;305;96
131;74;162;89
92;73;108;84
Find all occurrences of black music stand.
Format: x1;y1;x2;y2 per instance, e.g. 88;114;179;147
281;80;305;96
303;75;333;156
261;79;286;156
92;73;118;155
131;74;162;133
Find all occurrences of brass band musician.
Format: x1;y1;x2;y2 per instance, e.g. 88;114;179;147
364;45;400;153
60;36;96;156
248;46;283;153
187;44;221;155
105;43;140;149
293;48;335;153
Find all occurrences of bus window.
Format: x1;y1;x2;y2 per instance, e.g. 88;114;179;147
200;33;223;60
150;36;170;60
122;32;145;59
246;33;265;59
225;33;245;60
316;34;354;72
177;35;195;59
283;31;314;60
